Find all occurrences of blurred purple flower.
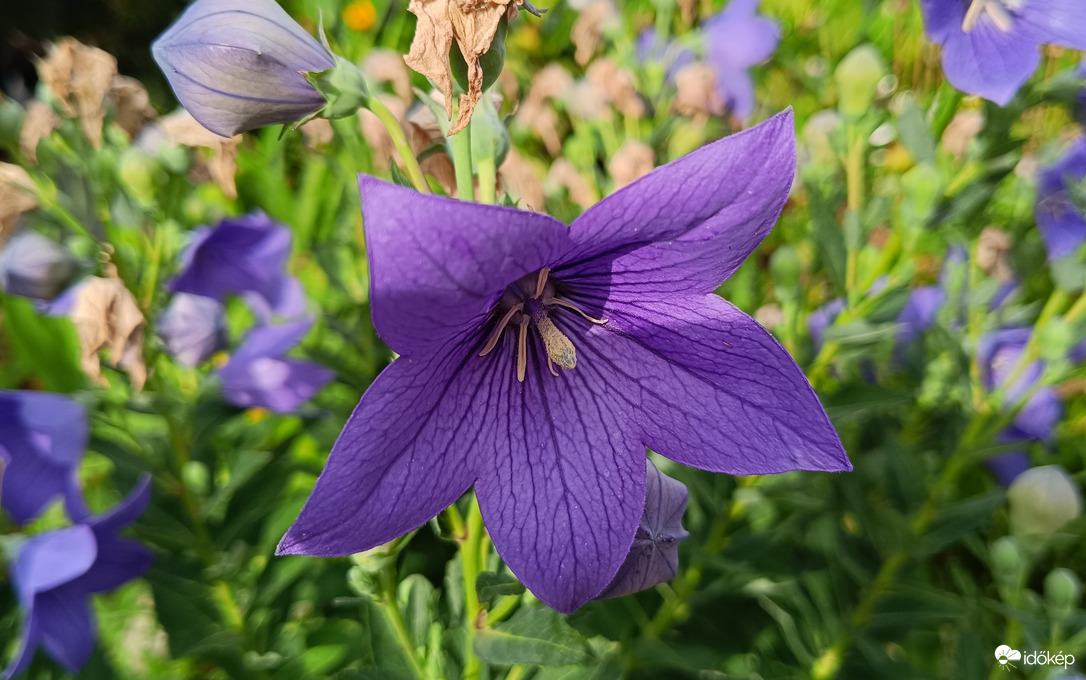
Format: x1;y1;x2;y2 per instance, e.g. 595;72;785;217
171;212;305;322
596;460;689;599
807;298;846;351
0;391;86;524
1035;140;1086;262
4;479;153;678
158;293;228;368
152;0;334;137
703;0;780;121
0;231;75;301
278;111;849;613
217;318;332;413
918;0;1086;106
636;28;694;80
979;328;1063;485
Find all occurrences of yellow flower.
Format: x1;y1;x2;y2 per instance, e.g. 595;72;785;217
343;0;378;32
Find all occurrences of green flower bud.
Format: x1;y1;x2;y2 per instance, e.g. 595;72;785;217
1044;568;1081;622
182;460;210;496
1008;466;1083;537
834;45;887;117
991;536;1024;586
119;147;164;207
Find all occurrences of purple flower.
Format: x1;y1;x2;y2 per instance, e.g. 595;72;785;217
277;110;849;613
918;0;1086;106
979;328;1063;485
703;0;780;121
806;298;846;352
152;0;335;137
1035;140;1086;262
170;212;306;322
0;391;86;524
217;318;332;413
636;29;694;80
158;293;228;368
596;460;689;600
0;231;75;301
4;479;153;678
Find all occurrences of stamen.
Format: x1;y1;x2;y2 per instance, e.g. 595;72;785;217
535;317;577;370
479;303;524;357
551;297;607;325
962;0;984;32
546;355;559;377
534;267;551;298
517;320;528;383
985;2;1013;32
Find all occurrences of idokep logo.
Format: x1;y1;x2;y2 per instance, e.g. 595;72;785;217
994;645;1075;671
995;646;1021;670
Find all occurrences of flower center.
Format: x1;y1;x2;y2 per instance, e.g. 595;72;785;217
962;0;1022;33
478;267;606;382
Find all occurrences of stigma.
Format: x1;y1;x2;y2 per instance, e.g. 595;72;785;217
478;268;606;382
962;0;1018;33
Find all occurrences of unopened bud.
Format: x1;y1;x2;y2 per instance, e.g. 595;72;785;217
991;536;1024;586
834;45;887;117
1008;466;1083;536
1044;568;1081;622
0;231;75;300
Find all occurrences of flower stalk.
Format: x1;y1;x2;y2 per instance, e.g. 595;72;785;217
367;96;431;194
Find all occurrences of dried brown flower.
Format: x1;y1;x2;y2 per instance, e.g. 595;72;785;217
20;101;59;163
37;38;118;147
160;110;242;200
0;163;38;242
69;272;146;389
499;149;545;211
571;1;615;66
608;140;655;191
109;75;157;139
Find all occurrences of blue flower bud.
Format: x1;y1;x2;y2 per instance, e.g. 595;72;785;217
157;293;227;367
152;0;335;138
0;231;75;300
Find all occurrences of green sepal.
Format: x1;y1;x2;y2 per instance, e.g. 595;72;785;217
303;55;371;121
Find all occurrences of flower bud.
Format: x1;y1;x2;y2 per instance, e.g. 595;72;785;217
1044;568;1081;622
990;536;1024;587
1008;465;1083;536
158;293;228;368
596;460;690;599
834;44;886;117
0;231;75;300
152;0;335;137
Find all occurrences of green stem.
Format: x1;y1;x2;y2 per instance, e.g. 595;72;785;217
460;498;485;680
379;568;427;679
368;97;431;194
505;665;528;680
477;152;497;205
844;127;865;298
451;123;474;201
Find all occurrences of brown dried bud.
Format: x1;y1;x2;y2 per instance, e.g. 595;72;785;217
37;38;118;147
160;109;242;200
608;141;655;191
69;273;147;390
109;76;157;139
499;149;545;211
571;1;615;66
0;164;39;241
673;62;724;119
976;226;1014;282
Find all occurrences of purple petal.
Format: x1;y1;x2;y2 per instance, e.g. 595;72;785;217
987;451;1032;486
219;357;332;413
71;538;154;594
171;212;304;319
713;67;757;121
152;0;334;137
35;589;97;672
472;324;645;613
596;460;689;599
807;297;845;351
360;176;572;356
1007;387;1061;443
157;293;228;367
0;391;87;524
0;231;76;301
1015;0;1086;50
579;294;850;474
558;110;795;299
705;9;780;70
918;0;965;43
276;344;483;557
1036;141;1086;261
896;285;945;346
227;317;314;364
932;12;1040;105
13;526;97;605
88;476;152;535
2;610;42;679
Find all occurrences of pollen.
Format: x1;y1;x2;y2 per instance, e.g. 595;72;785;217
479;267;605;382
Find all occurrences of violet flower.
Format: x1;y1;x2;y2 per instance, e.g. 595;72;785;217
0;231;75;301
1035;140;1086;262
636;29;694;81
0;391;86;524
278;110;849;613
157;293;228;368
217;318;332;413
171;212;305;322
979;328;1063;485
703;0;780;121
3;479;153;678
918;0;1086;106
152;0;335;137
596;460;689;600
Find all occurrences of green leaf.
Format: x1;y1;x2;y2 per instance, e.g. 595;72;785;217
476;571;525;606
1;295;83;392
398;574;437;650
474;607;594;666
896;96;936;164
